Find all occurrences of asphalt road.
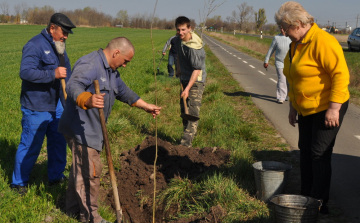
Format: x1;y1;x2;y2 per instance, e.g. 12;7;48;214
203;34;360;222
222;31;348;48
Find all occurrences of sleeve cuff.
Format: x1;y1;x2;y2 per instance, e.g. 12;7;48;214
76;92;93;110
131;101;137;107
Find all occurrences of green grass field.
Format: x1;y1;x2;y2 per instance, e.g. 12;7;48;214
0;25;297;222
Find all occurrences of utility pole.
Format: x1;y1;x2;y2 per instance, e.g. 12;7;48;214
356;14;359;28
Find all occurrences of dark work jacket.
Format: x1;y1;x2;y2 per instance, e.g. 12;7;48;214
58;49;140;151
162;36;178;56
20;28;71;111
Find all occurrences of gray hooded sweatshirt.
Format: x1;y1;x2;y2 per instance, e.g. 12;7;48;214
176;32;206;83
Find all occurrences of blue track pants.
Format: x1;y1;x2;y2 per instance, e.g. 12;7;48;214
11;100;66;186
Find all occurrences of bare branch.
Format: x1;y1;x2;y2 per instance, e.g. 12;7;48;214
198;0;226;38
0;1;9;15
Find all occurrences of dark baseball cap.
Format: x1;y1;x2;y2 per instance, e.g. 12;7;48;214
50;13;76;34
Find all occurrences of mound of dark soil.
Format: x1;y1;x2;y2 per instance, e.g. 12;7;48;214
102;135;230;223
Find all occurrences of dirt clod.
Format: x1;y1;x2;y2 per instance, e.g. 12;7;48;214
102;136;230;222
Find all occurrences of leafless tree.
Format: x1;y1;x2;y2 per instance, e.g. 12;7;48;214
0;1;176;29
27;5;55;25
13;3;22;23
198;0;226;38
232;2;254;32
0;1;10;23
20;2;28;21
222;16;235;31
205;15;222;30
0;1;9;15
13;4;21;16
116;10;129;27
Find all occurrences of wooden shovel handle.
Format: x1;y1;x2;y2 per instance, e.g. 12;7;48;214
180;82;189;114
61;79;67;100
93;80;123;223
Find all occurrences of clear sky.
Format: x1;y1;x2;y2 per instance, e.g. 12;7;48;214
4;0;360;29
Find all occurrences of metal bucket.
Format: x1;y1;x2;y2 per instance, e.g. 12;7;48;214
270;194;321;223
252;161;292;202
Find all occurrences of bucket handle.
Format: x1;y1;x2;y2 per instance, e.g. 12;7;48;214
318;199;323;211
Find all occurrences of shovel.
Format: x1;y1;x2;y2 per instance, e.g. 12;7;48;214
180;82;200;121
93;80;123;223
57;49;67;100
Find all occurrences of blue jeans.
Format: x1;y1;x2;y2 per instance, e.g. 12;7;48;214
11;100;67;186
168;53;177;77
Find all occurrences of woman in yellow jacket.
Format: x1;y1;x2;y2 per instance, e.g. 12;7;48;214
275;1;350;214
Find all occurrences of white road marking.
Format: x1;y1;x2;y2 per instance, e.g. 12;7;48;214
269;78;277;83
243;61;248;63
229;53;233;54
258;71;265;75
233;55;237;57
249;65;255;68
238;57;242;59
355;135;360;140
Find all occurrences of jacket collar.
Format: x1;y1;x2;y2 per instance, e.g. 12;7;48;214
41;28;55;43
97;48;111;69
181;31;203;50
299;23;318;44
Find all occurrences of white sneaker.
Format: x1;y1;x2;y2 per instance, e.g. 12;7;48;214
277;100;284;104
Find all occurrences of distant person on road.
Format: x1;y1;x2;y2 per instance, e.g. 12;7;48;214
162;35;178;78
11;13;76;195
175;16;206;147
264;29;291;104
276;1;350;215
58;37;161;223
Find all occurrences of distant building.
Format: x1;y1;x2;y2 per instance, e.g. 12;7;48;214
20;18;28;24
345;25;352;33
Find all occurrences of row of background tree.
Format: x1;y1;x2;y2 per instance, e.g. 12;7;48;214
0;1;346;35
0;1;275;33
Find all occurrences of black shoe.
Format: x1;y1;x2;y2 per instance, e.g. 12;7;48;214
11;185;27;196
319;206;329;215
49;176;68;186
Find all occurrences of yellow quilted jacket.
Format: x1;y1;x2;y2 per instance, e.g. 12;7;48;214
284;23;350;116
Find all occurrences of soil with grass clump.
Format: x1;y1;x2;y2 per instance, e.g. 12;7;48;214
101;135;231;223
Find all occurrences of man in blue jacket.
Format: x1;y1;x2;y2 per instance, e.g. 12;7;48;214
58;37;161;223
11;13;76;194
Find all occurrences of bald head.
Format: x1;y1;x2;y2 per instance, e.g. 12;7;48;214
103;37;135;70
106;37;134;55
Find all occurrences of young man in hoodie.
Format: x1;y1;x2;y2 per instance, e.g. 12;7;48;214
175;16;206;147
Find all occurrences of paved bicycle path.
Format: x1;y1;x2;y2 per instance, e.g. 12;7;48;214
203;34;360;222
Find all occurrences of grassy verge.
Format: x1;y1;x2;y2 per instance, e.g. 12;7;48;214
206;31;360;106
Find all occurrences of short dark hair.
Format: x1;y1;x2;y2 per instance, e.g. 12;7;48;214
106;37;134;54
175;16;191;28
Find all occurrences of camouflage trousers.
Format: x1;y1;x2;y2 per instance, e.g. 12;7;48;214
180;81;205;147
